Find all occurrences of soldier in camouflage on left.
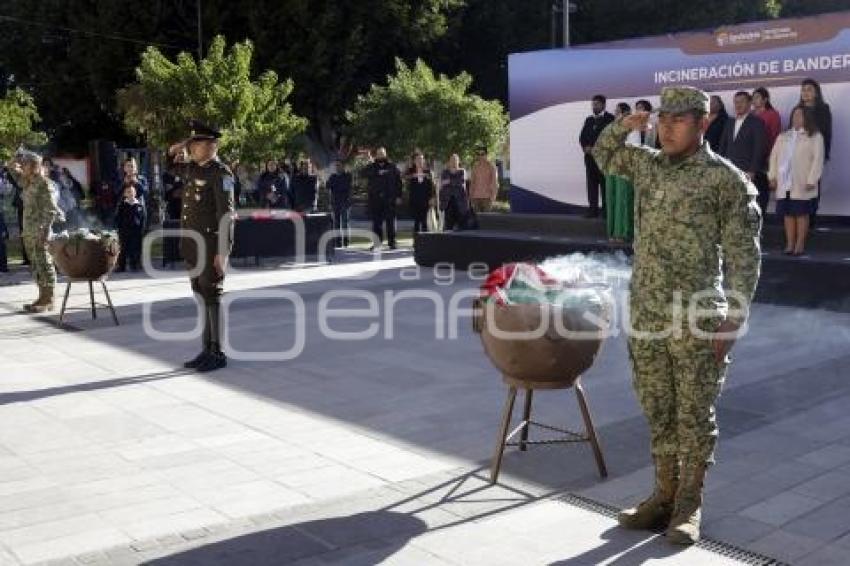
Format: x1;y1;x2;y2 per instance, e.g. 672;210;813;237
7;150;63;312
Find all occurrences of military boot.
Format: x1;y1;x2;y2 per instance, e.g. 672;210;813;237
196;304;227;373
24;286;54;313
196;346;227;372
23;287;42;312
666;463;706;545
184;300;212;368
618;455;678;530
183;350;210;369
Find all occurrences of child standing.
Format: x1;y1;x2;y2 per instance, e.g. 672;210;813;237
114;184;146;271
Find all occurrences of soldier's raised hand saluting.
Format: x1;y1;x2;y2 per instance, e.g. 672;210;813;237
622;111;651;131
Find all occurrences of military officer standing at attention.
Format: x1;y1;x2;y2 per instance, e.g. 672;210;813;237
592;86;762;545
168;121;235;373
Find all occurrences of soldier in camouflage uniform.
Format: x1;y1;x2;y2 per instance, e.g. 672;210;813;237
592;86;762;545
8;151;63;312
168;121;235;373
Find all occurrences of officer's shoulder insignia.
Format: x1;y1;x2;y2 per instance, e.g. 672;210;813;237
222;176;235;193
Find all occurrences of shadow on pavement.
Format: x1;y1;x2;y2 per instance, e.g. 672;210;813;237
142;510;427;566
0;369;192;405
548;526;685;566
144;468;547;565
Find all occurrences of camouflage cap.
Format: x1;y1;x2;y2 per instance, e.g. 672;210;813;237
15;149;42;165
658;86;710;115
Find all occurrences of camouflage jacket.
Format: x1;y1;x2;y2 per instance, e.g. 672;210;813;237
14;173;63;240
592;119;762;330
168;157;235;255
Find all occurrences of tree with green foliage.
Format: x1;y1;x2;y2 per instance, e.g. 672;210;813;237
116;35;307;163
0;0;205;151
0;0;845;157
345;59;507;164
231;0;466;159
0;88;47;161
0;0;464;157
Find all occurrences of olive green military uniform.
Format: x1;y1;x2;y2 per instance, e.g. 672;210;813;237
592;86;762;544
169;155;235;358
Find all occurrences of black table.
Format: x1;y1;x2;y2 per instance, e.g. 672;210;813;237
161;213;335;266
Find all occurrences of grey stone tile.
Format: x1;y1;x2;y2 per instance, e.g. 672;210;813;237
739;492;824;527
792;470;850;501
155;534;184;547
797;444;850;469
796;544;850;566
750;460;825;491
0;549;19;566
834;529;850;549
747;530;823;563
102;545;140;562
9;527;131;564
723;428;820;458
702;514;775;547
706;463;823;518
782;495;850;541
73;551;108;565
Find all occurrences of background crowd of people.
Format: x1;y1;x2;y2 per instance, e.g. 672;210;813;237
180;147;502;251
0;76;831;271
580;77;832;255
0;146;501;269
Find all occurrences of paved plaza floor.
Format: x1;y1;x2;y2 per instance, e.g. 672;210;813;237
1;250;849;565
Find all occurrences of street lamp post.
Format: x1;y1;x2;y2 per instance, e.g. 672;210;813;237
552;1;577;48
564;1;577;47
551;1;559;48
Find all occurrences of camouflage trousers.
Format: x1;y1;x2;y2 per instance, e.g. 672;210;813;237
627;331;729;468
22;234;56;289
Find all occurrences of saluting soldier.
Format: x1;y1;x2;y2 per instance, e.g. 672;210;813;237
592;86;762;545
6;150;63;312
168;121;235;372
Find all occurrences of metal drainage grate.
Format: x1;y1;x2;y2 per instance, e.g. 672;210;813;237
557;493;790;566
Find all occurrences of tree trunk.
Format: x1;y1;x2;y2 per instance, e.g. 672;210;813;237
305;113;338;168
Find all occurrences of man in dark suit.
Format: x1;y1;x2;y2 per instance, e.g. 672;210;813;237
719;91;769;214
579;95;616;218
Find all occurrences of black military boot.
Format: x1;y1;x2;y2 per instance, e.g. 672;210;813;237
184;350;210;369
196;304;227;372
184;300;211;368
197;346;227;373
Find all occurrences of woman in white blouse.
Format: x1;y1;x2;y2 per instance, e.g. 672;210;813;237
768;105;824;256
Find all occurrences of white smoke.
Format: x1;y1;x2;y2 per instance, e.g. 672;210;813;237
540;251;632;291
